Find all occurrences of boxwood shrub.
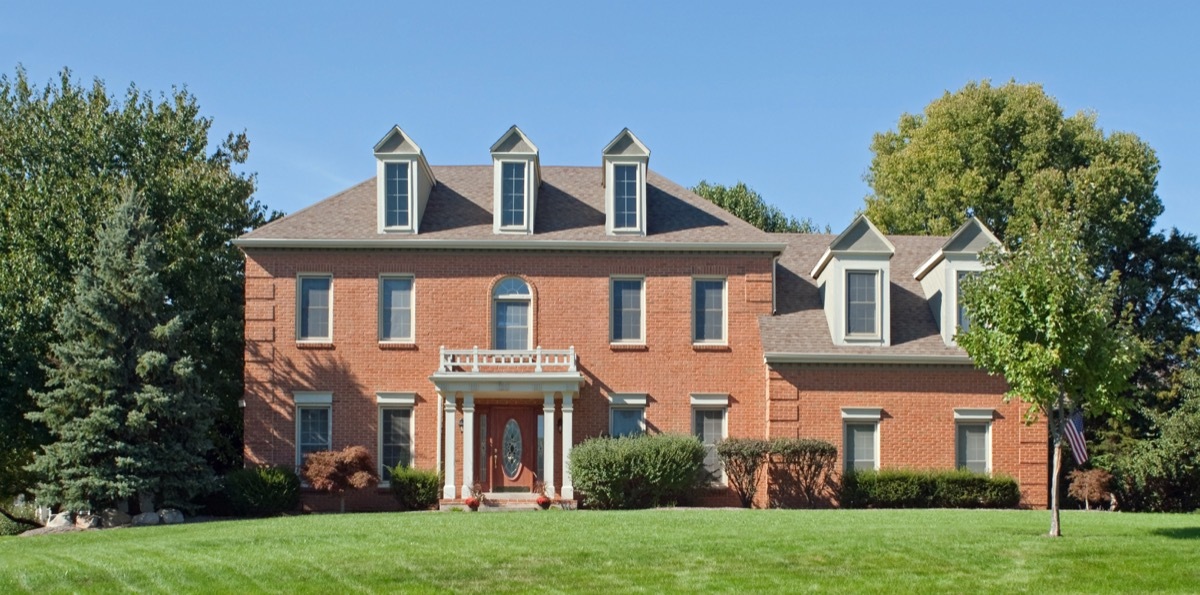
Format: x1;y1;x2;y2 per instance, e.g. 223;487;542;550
224;465;301;517
841;469;1020;509
390;466;442;511
570;434;706;509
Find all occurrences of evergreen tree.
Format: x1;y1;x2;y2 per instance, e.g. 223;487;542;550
27;190;215;511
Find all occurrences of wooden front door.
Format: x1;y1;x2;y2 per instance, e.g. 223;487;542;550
484;407;539;492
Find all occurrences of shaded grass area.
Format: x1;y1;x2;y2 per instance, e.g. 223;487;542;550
1;509;1197;593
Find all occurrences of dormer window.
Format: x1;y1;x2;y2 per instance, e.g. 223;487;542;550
846;271;879;337
613;164;639;230
811;215;894;347
374;126;435;234
956;271;973;332
602;128;650;236
912;217;1000;346
501;162;527;228
491;126;539;234
384;162;410;229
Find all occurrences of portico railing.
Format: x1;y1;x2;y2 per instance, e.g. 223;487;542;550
438;346;577;373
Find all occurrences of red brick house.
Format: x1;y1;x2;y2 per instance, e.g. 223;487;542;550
234;125;1048;510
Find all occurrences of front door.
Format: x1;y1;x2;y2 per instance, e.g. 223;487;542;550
485;407;539;492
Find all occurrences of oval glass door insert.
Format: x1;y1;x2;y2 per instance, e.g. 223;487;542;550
502;419;522;479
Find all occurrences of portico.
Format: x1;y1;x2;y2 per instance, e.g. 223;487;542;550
431;347;583;501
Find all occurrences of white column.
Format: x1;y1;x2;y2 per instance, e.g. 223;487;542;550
442;393;457;499
542;392;557;499
461;393;475;498
561;391;575;500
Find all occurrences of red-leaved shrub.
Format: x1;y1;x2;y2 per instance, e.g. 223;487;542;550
300;446;380;512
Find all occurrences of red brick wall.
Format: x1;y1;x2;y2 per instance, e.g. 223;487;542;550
243;248;774;510
766;363;1048;509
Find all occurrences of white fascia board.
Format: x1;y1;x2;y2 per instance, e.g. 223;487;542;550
913;249;944;281
764;352;973;365
235;237;787;253
810;247;833;278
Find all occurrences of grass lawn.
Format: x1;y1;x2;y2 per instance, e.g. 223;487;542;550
1;508;1197;593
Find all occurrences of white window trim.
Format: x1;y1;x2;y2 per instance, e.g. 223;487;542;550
691;398;729;485
607;393;648;436
843;421;880;472
377;159;415;233
377;392;416;486
492;277;534;350
955;420;992;474
377;274;416;344
844;269;882;341
608;406;646;437
953;408;995;421
691;276;728;345
610;162;643;232
295;274;333;343
294;391;333;469
498;160;529;231
610;276;646;344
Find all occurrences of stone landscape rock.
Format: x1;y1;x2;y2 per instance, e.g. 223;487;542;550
101;508;132;528
45;512;73;528
132;512;160;526
158;509;184;524
74;514;101;529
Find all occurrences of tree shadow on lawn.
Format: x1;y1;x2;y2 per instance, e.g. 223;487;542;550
1150;527;1200;540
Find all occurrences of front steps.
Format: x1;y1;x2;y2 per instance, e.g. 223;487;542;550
439;493;577;512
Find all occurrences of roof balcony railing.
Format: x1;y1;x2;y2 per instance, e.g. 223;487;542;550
438;346;577;374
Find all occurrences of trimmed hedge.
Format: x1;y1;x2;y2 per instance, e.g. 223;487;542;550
769;438;838;508
570;434;707;509
224;465;301;517
390;466;442;511
716;438;770;508
841;469;1020;509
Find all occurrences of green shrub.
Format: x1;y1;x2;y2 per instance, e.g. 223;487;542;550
224;466;301;517
841;469;1020;509
570;434;706;510
0;500;40;536
716;438;770;508
768;438;838;508
390;466;441;511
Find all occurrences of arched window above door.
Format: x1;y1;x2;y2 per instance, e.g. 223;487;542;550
493;277;531;350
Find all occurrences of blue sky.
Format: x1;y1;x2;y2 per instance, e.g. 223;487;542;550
3;1;1198;233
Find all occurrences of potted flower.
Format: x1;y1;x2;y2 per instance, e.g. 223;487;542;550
534;481;552;510
465;483;483;511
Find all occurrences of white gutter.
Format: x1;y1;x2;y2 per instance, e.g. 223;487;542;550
764;352;973;365
233;237;787;253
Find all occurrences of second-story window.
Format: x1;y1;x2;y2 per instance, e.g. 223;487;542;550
846;271;878;337
501;162;526;228
298;275;332;341
614;164;639;230
379;276;414;342
611;278;644;343
493;277;531;350
693;278;726;344
384;162;410;228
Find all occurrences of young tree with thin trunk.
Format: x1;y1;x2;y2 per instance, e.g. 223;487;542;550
957;217;1142;536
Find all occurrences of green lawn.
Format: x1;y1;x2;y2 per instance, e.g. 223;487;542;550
1;509;1196;593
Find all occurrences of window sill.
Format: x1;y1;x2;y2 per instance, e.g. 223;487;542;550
692;343;731;352
610;343;648;352
296;341;335;350
380;226;414;234
379;342;418;350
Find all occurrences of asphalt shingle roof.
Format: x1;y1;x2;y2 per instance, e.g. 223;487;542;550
761;233;968;358
240;166;775;245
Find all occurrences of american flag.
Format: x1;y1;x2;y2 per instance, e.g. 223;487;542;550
1064;411;1088;465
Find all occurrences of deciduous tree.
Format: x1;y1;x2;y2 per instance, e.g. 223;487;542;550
957;219;1143;536
692;181;825;233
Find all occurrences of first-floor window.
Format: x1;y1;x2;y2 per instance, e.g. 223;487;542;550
844;423;878;471
693;408;727;482
379;408;413;482
956;423;989;473
297;406;332;467
610;407;645;437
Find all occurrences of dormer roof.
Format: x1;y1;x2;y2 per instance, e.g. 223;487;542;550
913;217;1002;280
601;128;650;159
490;125;539;156
810;215;895;278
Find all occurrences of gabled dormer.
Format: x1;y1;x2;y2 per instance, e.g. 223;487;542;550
490;126;540;234
811;215;895;347
913;217;1001;346
601;128;650;236
374;126;436;234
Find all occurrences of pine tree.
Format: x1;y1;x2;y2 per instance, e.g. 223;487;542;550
27;190;216;511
